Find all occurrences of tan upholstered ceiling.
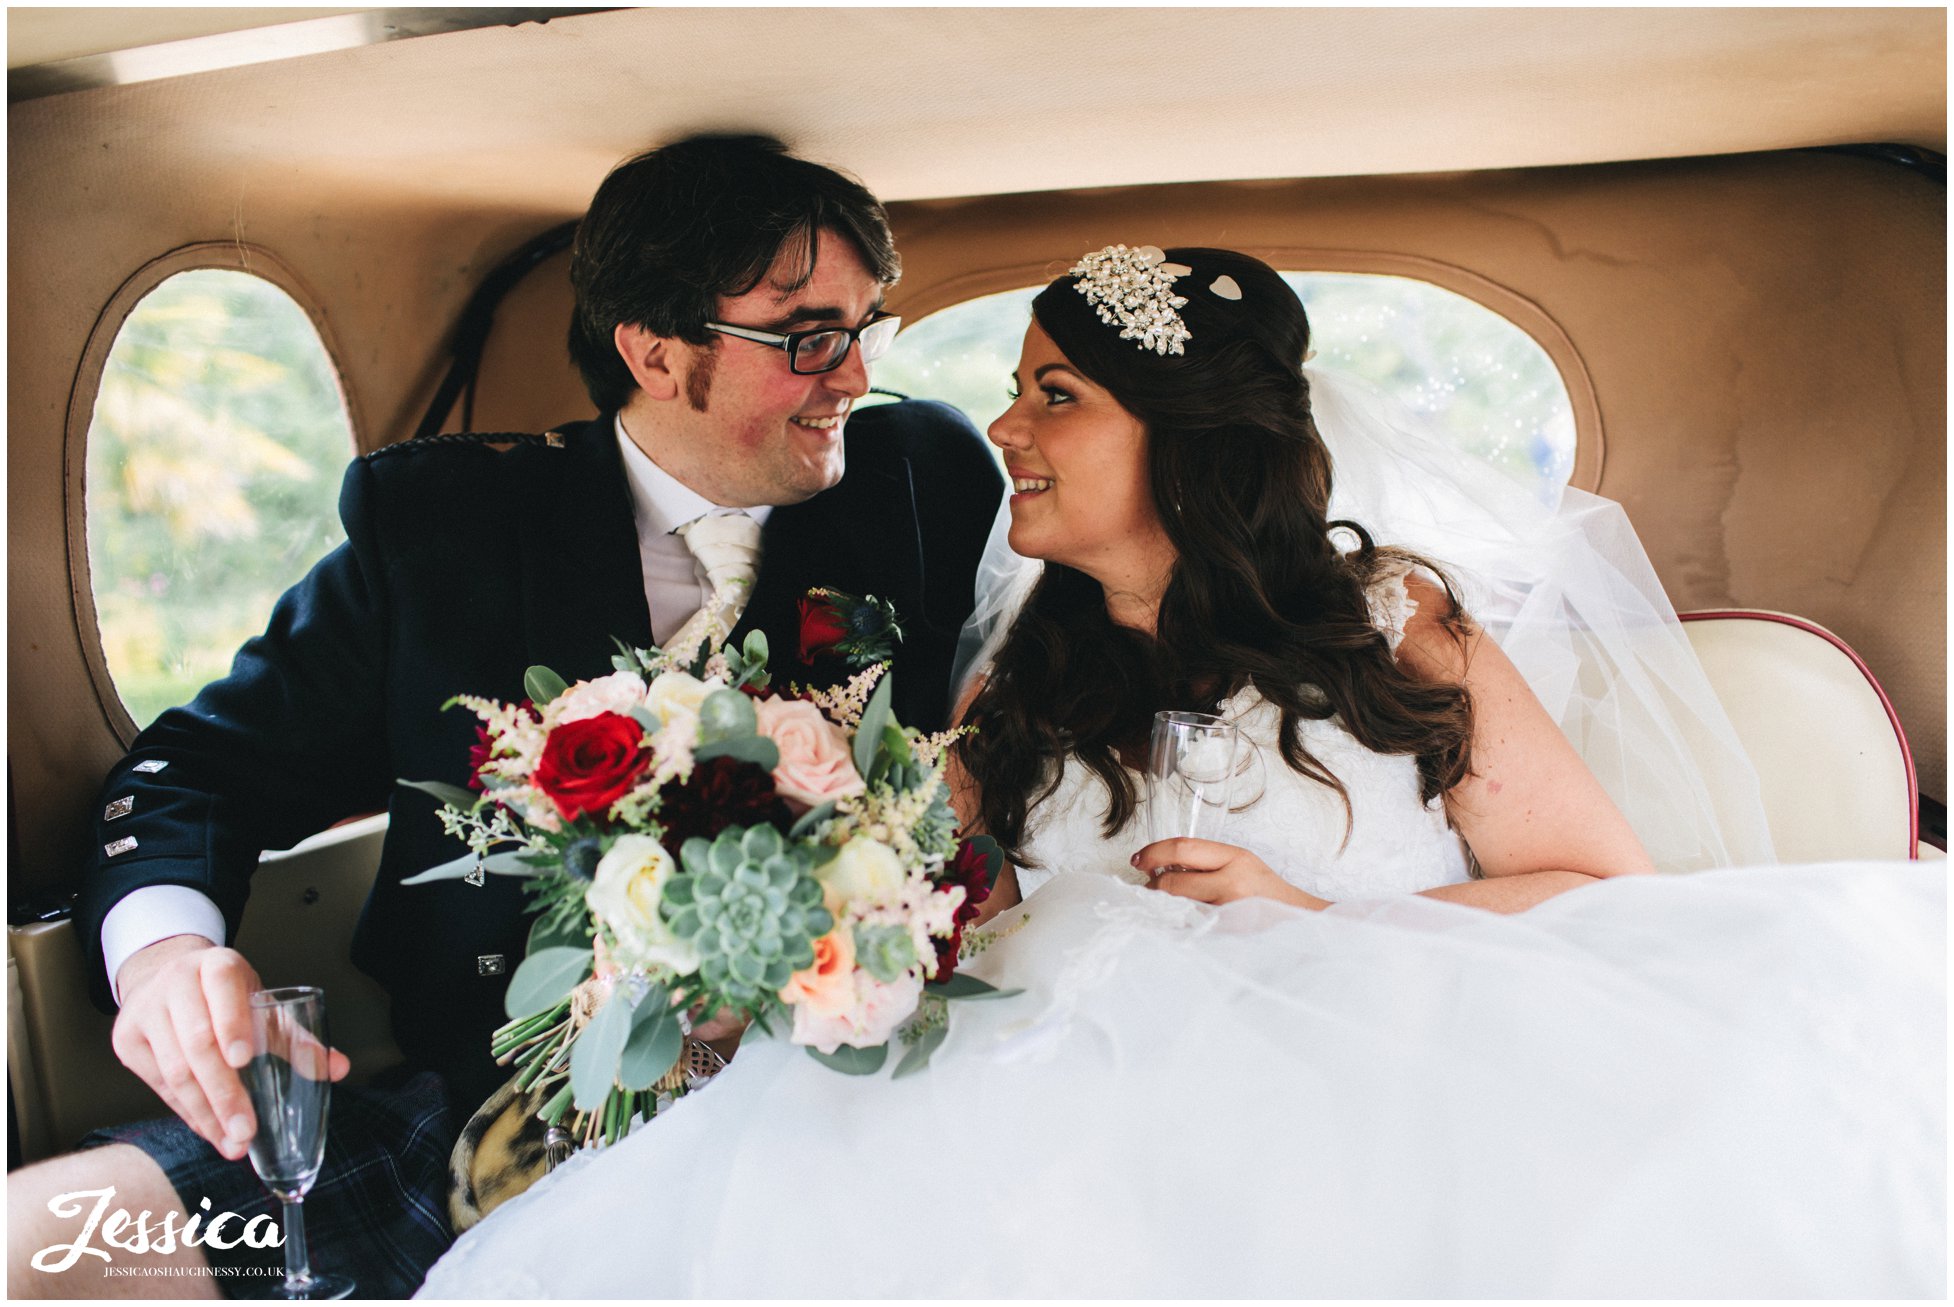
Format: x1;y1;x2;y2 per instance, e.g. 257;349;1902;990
8;7;1945;212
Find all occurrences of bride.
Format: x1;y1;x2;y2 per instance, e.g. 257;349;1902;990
417;247;1942;1298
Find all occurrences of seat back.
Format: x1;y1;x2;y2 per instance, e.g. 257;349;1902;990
8;815;400;1164
1680;610;1918;863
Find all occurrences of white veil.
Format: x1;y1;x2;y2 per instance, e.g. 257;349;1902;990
953;367;1776;874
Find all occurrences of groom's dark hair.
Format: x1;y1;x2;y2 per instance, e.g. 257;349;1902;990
568;133;900;412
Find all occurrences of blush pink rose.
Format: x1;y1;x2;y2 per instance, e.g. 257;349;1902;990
753;696;866;809
789;970;924;1054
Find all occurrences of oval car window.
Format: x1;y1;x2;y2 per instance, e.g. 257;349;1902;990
85;269;354;729
876;273;1575;499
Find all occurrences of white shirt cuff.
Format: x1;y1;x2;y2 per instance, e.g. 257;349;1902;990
101;886;226;1005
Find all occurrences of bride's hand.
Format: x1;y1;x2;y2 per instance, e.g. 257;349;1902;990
1133;839;1328;911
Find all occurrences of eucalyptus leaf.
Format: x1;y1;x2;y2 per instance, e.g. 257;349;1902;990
525;665;569;706
528;914;590;955
697;689;758;741
628;705;662;734
788;800;839;840
964;834;1005;891
397;778;480;812
806;1042;889;1076
505;946;594;1020
617;1006;684;1092
569;986;636;1109
695;735;781;770
891;1025;948;1080
399;849;532;885
742;630;768;664
926;973;1023;1002
852;672;895;775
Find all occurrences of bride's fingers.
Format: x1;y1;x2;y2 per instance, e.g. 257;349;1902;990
1148;868;1226;903
1131;838;1234;875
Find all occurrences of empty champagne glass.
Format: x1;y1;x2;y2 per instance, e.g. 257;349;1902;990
244;987;353;1300
1146;711;1242;868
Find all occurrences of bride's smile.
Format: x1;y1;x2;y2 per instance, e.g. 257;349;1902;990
989;321;1176;630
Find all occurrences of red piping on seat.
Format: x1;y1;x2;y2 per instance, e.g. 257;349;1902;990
1680;609;1920;858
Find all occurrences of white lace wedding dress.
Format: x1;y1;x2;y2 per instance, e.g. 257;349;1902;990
418;573;1944;1299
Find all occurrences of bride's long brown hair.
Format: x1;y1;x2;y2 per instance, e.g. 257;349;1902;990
961;249;1475;867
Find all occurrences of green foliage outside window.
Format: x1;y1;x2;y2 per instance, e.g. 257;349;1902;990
82;267;1568;729
86;269;354;729
870;273;1574;497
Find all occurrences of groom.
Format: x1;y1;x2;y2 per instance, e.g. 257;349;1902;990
9;134;1002;1298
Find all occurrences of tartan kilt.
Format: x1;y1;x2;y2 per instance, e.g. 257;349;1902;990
77;1068;459;1300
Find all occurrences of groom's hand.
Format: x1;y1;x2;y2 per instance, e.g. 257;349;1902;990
688;1005;750;1058
687;1008;746;1039
112;937;351;1160
1133;839;1328;911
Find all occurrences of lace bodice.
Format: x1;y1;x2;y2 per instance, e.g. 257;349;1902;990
1015;566;1472;902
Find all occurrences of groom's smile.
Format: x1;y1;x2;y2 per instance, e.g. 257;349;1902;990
621;227;887;510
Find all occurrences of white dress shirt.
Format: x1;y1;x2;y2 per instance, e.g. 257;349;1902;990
611;415;771;643
100;416;769;1001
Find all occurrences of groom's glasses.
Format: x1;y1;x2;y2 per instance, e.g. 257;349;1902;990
704;314;901;375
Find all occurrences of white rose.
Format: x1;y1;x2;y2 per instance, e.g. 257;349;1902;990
818;837;908;910
552;670;651;725
643;671;721;731
585;835;699;976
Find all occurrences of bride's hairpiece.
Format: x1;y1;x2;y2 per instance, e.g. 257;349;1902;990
1069;244;1193;356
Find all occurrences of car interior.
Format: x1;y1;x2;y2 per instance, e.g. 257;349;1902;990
7;6;1944;1172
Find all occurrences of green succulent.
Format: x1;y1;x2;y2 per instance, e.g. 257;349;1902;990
662;824;833;1008
851;923;918;983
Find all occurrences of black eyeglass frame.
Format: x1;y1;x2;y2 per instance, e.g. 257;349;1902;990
702;314;902;375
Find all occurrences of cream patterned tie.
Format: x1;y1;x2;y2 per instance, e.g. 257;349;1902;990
666;512;763;660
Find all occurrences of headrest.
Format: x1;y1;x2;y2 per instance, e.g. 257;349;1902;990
1681;611;1917;863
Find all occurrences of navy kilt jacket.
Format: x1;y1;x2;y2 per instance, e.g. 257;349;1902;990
75;401;1004;1106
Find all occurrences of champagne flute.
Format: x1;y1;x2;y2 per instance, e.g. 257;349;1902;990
1145;711;1241;873
244;987;354;1300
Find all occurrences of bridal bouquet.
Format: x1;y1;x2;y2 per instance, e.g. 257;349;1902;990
401;613;1008;1149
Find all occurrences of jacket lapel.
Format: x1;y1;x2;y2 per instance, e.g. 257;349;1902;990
518;416;653;683
732;443;926;682
514;413;927;687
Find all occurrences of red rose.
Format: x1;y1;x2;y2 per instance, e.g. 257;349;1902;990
797;594;848;663
532;712;650;822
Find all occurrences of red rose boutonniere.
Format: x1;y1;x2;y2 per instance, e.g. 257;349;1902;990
799;588;903;668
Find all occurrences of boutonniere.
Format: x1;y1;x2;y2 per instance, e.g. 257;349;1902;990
798;587;903;668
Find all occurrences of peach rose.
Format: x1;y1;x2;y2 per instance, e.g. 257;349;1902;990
778;927;856;1018
753;696;866;808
